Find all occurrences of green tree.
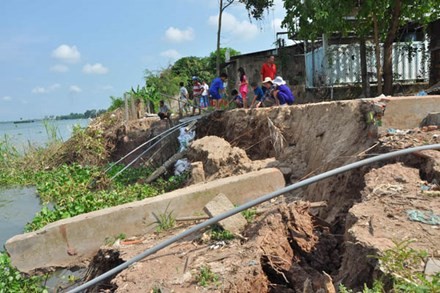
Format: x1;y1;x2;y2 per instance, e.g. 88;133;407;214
144;67;181;106
108;95;124;111
282;0;439;95
215;0;275;75
171;56;213;82
208;47;240;75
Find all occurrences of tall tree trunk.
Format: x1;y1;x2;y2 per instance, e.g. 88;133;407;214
360;38;370;97
216;0;223;76
373;14;382;95
383;0;402;95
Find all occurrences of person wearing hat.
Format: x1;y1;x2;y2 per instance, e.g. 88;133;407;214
272;76;294;106
191;76;202;115
261;77;276;107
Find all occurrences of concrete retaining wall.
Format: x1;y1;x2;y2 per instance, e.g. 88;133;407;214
5;168;285;273
380;95;440;129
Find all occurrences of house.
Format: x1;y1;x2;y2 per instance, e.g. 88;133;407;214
224;43;305;101
225;19;438;101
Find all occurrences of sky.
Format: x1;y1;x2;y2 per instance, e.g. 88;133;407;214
0;0;291;122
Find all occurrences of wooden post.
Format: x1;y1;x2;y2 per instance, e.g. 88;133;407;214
124;92;129;124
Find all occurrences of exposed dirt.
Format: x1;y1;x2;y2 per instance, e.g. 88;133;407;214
87;202;339;293
73;101;440;292
187;135;276;181
52;109;180;168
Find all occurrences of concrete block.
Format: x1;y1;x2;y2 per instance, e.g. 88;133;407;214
379;95;440;129
421;112;440;127
425;258;440;277
204;193;247;234
5;168;285;273
191;161;205;184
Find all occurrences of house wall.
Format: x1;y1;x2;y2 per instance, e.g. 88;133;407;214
226;45;306;101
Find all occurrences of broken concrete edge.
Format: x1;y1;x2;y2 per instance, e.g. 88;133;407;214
5;168;285;273
204;193;248;235
364;95;440;129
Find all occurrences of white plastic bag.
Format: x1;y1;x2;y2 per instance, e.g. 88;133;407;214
177;127;195;152
174;159;190;176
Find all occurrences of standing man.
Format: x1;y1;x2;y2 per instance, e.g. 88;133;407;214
260;55;277;82
209;72;228;110
200;80;209;108
191;76;202;116
179;81;189;117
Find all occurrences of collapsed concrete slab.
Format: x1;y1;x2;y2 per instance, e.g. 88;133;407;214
204;193;248;234
5;168;284;273
379;95;440;129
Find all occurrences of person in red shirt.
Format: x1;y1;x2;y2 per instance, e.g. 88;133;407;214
260;55;277;81
191;76;202;115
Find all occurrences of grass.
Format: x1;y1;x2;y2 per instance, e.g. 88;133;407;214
195;266;219;287
241;207;257;223
153;202;176;232
105;233;126;246
209;225;235;241
339;240;440;292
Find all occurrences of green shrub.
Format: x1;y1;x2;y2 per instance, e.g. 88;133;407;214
0;252;47;293
195;266;219;287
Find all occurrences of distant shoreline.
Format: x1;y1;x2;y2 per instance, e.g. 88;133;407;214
0;117;91;124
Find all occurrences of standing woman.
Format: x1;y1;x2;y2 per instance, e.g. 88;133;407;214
238;67;248;108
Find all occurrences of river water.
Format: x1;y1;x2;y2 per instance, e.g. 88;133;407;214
0;119;90;249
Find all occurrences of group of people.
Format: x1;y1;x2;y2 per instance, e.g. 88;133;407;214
158;55;295;120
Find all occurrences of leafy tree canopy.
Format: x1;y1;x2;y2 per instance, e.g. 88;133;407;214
171;56;213;83
283;0;439;41
208;47;241;73
239;0;275;20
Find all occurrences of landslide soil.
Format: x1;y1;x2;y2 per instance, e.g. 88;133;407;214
79;104;440;292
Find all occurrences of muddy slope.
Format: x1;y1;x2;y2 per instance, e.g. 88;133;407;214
197;101;376;222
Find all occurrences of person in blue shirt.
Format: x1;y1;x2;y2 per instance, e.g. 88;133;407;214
272;76;294;106
230;89;243;108
250;81;264;108
209;72;228;110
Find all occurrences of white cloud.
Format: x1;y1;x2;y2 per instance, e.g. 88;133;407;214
69;85;82;93
164;27;195;43
52;44;81;63
31;83;60;94
82;63;109;74
160;49;181;60
2;96;12;101
50;64;69;73
208;12;259;41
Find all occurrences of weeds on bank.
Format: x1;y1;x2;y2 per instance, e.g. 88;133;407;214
24;163;185;231
153;202;176;232
377;240;440;292
0;252;47;293
339;240;440;292
209;225;235;241
105;233;126;245
195;266;219;287
241;207;257;223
